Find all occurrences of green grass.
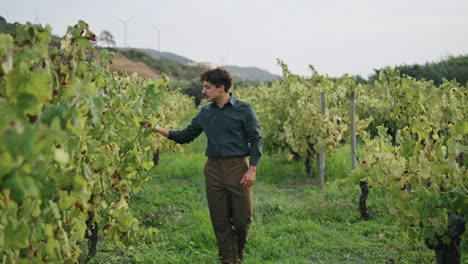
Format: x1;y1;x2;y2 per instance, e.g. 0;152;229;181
84;145;468;264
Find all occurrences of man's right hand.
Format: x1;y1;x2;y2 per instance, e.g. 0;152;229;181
140;121;153;131
140;121;169;137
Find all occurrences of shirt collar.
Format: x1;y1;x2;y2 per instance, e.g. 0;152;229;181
228;93;237;106
210;93;237;108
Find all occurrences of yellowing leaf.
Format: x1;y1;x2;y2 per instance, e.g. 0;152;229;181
54;149;69;165
0;34;14;74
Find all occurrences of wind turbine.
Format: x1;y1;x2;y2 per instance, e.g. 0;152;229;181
33;8;46;24
151;25;169;59
114;16;135;48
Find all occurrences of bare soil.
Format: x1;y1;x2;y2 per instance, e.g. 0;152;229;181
106;52;160;80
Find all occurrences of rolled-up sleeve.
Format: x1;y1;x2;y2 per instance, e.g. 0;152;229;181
245;104;263;166
168;113;203;144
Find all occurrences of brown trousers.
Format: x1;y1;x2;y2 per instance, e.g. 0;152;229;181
204;157;253;264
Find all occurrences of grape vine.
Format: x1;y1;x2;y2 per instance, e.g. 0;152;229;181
0;21;193;263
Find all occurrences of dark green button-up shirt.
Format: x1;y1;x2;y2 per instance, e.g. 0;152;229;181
168;94;263;166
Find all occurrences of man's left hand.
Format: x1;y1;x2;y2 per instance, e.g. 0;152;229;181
240;166;256;188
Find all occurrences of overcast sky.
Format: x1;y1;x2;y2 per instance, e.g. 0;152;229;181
2;0;468;78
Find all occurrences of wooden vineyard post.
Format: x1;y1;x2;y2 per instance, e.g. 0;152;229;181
319;92;326;187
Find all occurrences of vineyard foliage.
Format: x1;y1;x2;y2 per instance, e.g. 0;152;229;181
237;62;467;250
0;21;193;263
351;70;467;246
237;60;369;166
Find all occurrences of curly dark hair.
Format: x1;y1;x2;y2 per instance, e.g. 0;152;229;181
200;67;233;92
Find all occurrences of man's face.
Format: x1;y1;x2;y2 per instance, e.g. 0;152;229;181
201;81;224;102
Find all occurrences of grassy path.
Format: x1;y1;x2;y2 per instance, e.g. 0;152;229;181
88;149;444;263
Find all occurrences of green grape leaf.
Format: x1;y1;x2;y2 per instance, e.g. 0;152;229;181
41;105;67;128
25;69;52;104
0;33;14;75
0;101;17;134
4;174;40;201
58;191;75;210
4;216;30;248
5;62;29;101
17;93;42;116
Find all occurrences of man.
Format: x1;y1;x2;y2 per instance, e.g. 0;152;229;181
142;67;262;264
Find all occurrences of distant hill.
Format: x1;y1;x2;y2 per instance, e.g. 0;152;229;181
119;48;194;65
120;48;280;82
118;48;206;80
224;65;280;82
